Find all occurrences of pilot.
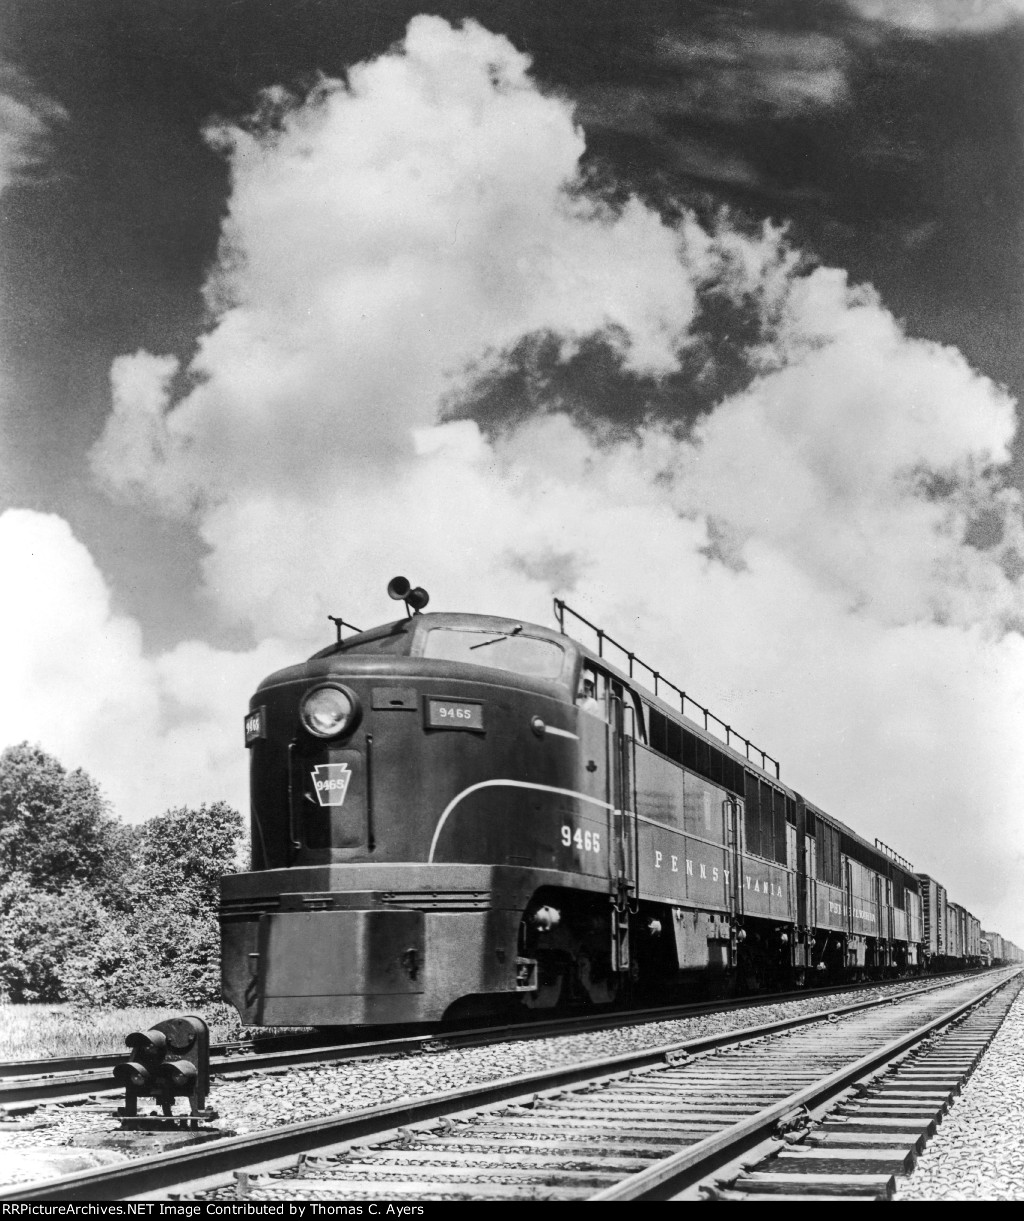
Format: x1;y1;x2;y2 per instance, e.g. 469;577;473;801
578;675;602;717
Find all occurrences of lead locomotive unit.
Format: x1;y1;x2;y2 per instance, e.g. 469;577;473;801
221;578;937;1028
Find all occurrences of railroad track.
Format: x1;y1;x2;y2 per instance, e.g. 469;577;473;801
0;971;984;1109
2;968;1018;1201
0;1031;330;1079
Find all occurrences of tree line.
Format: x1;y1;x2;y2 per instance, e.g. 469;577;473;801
0;742;245;1007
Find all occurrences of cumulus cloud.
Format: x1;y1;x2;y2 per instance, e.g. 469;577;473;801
847;0;1024;34
0;509;294;823
673;268;1023;629
78;17;1024;938
92;16;705;511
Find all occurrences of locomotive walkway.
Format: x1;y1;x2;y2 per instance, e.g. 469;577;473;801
0;969;1018;1201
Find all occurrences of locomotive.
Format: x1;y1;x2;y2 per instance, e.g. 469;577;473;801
220;580;1013;1028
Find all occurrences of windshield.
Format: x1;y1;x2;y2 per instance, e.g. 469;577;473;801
422;627;565;679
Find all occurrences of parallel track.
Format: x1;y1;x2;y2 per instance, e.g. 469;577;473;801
2;969;1016;1201
0;971;984;1109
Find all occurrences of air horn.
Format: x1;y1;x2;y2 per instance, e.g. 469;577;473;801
387;576;430;616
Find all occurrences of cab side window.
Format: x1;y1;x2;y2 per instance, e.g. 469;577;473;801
604;678;643;740
577;664;608;720
627;691;646;741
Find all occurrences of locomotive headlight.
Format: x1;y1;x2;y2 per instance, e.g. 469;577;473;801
299;685;359;738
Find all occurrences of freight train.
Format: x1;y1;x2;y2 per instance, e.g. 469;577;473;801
220;581;1020;1027
980;930;1022;968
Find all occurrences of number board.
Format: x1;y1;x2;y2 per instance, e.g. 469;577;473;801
244;705;266;746
425;698;485;732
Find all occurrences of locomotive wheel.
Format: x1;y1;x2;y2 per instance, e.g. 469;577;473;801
577;951;623;1007
740;962;765;994
736;944;767;994
521;950;568;1009
522;975;564;1008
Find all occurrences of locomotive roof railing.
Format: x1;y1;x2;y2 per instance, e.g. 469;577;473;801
874;838;914;873
554;598;780;780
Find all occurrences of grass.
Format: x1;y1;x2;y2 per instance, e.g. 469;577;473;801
0;1001;245;1060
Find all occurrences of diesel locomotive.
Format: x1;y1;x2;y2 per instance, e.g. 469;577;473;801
220;580;1014;1027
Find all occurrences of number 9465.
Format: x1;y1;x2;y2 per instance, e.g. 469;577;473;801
561;824;600;853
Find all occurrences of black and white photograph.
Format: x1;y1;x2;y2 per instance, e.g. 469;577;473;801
1;0;1023;1204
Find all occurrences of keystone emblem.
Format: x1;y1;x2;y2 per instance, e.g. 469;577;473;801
310;762;351;807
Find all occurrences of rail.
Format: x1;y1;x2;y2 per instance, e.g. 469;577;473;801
5;972;1014;1201
4;975;961;1106
554;598;780;779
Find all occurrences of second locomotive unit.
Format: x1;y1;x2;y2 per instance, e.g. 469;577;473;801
222;579;973;1027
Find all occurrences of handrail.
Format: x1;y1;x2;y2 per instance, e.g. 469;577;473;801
553;598;780;779
874;837;914;872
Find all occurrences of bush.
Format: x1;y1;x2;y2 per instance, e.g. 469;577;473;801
0;875;112;1002
64;805;243;1008
0;743;127;899
63;901;225;1008
127;801;245;915
0;747;245;1008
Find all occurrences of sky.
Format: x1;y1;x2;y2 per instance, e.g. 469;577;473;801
1;0;1023;944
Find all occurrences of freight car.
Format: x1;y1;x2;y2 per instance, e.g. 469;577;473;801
921;890;985;971
981;931;1023;967
917;874;949;967
220;584;1002;1027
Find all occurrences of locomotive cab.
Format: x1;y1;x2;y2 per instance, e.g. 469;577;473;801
221;607;628;1025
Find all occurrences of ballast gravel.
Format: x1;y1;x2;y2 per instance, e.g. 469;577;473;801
895;982;1024;1201
0;976;1011;1194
